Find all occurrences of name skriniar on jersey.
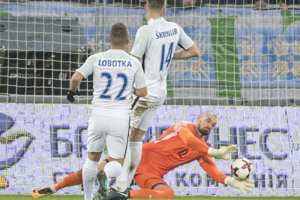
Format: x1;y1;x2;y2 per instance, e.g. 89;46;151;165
155;28;178;39
98;59;133;67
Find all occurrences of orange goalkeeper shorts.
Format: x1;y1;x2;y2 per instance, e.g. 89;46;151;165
134;171;168;189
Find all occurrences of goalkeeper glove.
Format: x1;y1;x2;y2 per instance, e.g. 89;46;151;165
67;90;80;103
225;176;255;194
207;145;237;160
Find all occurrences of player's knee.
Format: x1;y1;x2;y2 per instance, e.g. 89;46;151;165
157;187;175;199
129;129;145;142
76;169;83;177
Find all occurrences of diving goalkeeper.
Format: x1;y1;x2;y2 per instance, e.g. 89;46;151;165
31;111;254;199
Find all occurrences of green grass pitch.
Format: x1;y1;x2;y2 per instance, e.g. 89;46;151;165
0;195;300;200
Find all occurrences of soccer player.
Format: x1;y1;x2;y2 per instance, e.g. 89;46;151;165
113;0;202;197
127;111;253;199
65;22;146;200
31;112;254;199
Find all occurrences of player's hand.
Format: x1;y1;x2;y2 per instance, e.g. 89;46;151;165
225;176;255;194
208;145;237;160
67;90;80;103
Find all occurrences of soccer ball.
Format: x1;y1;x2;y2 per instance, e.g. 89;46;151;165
231;158;253;180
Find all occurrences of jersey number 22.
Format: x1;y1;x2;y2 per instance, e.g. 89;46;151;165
99;72;127;100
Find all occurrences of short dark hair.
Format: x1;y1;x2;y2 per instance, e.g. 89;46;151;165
110;22;128;46
147;0;166;10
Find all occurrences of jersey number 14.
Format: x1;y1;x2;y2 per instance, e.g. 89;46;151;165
160;42;174;71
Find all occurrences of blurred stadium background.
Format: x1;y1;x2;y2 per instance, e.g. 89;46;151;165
0;0;300;198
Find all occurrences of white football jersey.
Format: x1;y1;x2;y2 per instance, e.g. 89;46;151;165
131;17;194;102
76;49;145;112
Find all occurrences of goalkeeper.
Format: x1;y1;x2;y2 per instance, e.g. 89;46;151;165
31;111;254;199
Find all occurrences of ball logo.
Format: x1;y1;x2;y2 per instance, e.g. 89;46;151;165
241;160;251;171
0;113;35;189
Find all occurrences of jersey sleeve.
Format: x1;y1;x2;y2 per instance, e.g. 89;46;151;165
134;60;146;89
177;127;210;154
131;26;148;59
76;55;97;78
199;156;227;184
177;26;194;50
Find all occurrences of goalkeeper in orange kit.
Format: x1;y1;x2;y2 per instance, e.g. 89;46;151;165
31;111;254;199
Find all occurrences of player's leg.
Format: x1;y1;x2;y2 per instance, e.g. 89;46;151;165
55;160;107;192
115;100;148;192
127;100;164;186
97;157;123;199
83;152;102;200
103;111;129;180
31;162;109;198
126;127;145;182
103;111;130;199
83;113;107;200
31;169;84;198
32;126;104;200
54;169;83;191
130;185;175;199
116;100;164;192
130;173;174;199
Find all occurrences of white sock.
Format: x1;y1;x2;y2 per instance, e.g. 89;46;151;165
82;158;98;200
104;161;122;178
116;146;131;192
127;141;142;186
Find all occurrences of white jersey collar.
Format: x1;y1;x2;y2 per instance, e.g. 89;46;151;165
107;49;126;53
148;17;165;25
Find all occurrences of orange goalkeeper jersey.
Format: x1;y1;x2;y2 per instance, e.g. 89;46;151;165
136;121;227;184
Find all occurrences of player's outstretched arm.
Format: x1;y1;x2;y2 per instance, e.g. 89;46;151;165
175;124;236;160
207;145;237;160
225;176;255;194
